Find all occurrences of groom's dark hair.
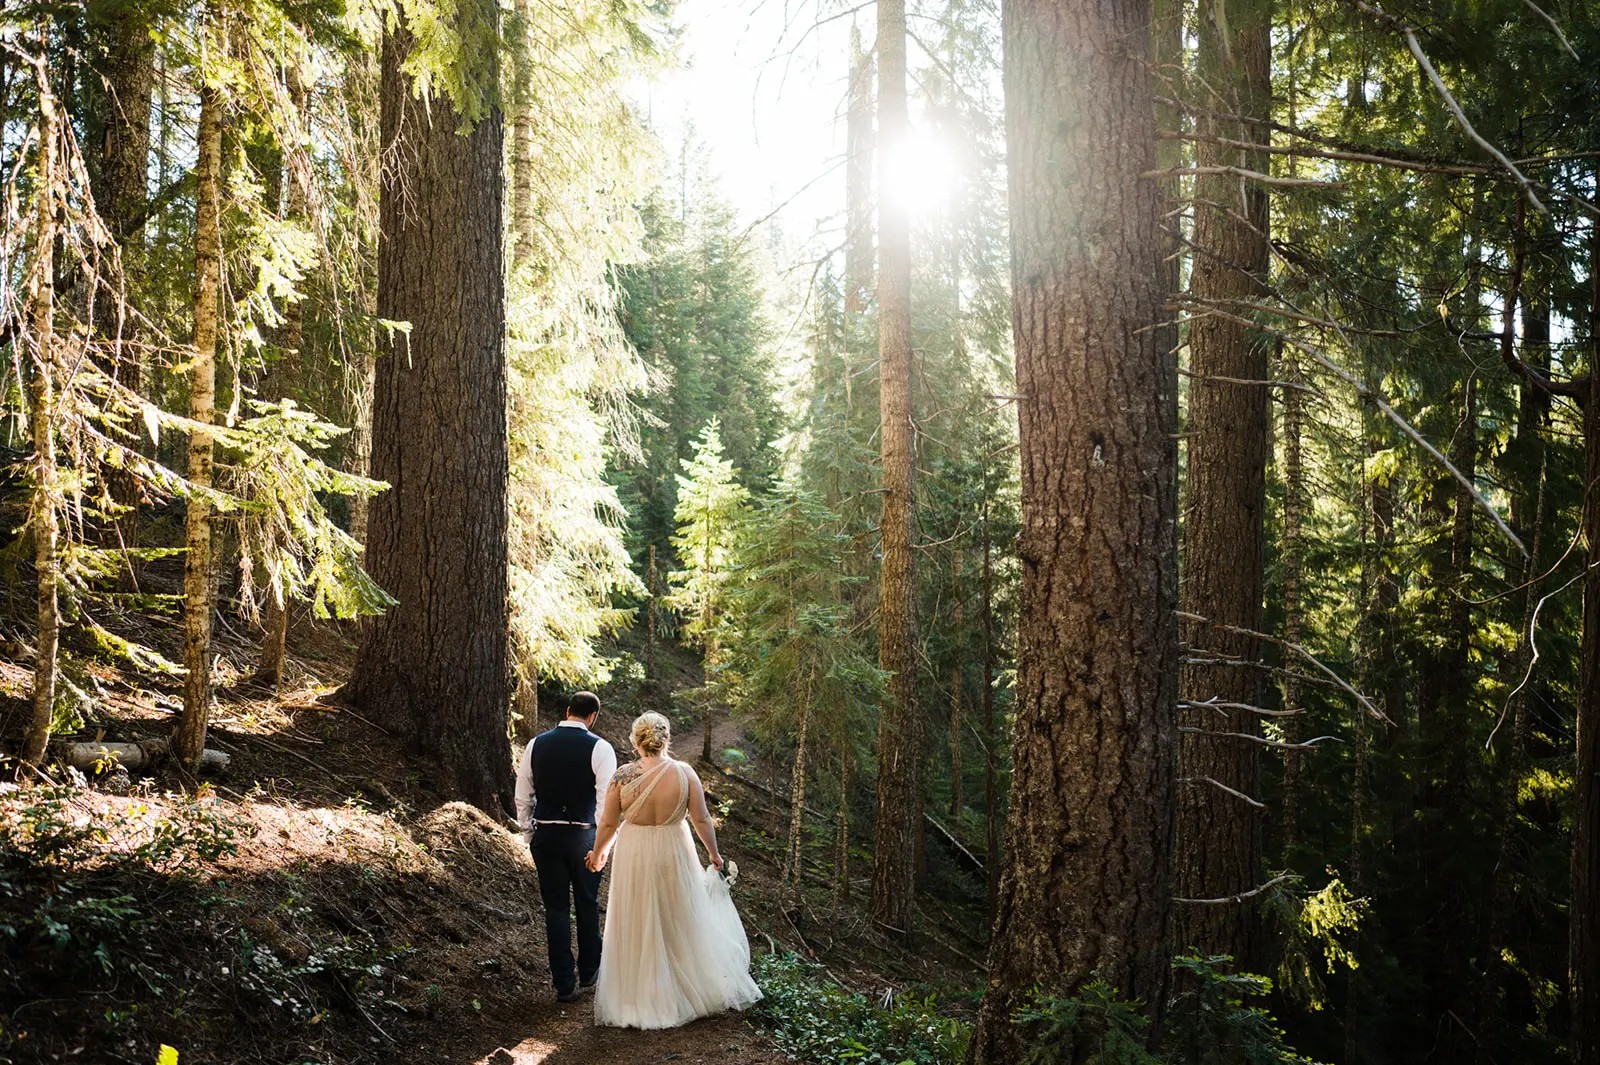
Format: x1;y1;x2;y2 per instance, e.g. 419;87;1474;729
566;691;601;720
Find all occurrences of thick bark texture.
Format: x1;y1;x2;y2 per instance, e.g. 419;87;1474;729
1175;0;1271;963
22;45;61;768
870;0;922;935
969;0;1176;1054
345;15;512;817
174;41;224;768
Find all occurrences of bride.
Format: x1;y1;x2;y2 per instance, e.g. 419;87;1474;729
583;712;763;1028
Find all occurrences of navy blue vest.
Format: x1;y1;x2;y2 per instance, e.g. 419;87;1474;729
530;725;602;824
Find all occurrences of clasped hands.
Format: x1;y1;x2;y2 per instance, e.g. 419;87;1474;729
583;849;723;872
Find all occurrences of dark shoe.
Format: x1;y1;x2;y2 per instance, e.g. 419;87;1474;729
556;986;581;1003
579;974;597;989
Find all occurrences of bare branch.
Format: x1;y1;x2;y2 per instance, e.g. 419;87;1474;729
1176;874;1296;906
1182;776;1267;809
1352;0;1546;214
1179;727;1344;750
1180;697;1304;718
1145;164;1343;189
1178;611;1390;725
1196;293;1529;558
1158;129;1490;176
1520;0;1579;60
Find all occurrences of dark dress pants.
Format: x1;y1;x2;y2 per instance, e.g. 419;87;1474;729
530;823;601;993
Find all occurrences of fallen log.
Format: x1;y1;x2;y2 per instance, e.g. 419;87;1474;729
64;738;231;776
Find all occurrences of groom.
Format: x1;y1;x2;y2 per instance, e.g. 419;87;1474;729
514;691;618;1002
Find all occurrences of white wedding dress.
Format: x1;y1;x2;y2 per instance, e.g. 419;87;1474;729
593;759;763;1029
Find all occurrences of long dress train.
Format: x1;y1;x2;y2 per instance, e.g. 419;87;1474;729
593;760;763;1029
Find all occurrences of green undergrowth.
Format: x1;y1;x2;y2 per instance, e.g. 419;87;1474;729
750;951;1325;1065
1015;955;1324;1065
752;951;971;1064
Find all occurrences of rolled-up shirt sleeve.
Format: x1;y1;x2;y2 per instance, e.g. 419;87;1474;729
514;737;538;833
593;739;618;818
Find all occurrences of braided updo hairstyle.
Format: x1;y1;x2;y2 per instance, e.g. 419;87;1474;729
630;712;671;757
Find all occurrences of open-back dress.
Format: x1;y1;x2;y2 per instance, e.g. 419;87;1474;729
592;759;762;1029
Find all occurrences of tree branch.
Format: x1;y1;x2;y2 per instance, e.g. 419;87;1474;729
1182;775;1267;809
1176;874;1295;905
1352;0;1546;214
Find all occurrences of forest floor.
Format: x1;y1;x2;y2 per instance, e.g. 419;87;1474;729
0;605;988;1065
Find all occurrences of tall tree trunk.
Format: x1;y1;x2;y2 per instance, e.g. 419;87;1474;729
836;748;851;901
843;24;873;321
1571;199;1600;1065
1279;340;1307;858
1174;0;1272;964
275;65;310;401
253;67;311;691
646;542;658;684
348;280;378;547
1417;248;1481;748
1345;418;1397;1063
870;0;922;935
981;482;1000;914
1478;286;1547;1060
98;4;154;559
949;552;964;818
344;6;512;816
1445;377;1476;693
970;0;1175;1052
510;0;536;270
701;513;717;763
254;591;289;689
21;38;61;769
174;15;225;767
784;668;814;902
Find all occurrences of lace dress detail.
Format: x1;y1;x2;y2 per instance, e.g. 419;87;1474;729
592;760;762;1029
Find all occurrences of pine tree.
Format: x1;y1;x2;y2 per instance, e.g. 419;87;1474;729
723;483;880;900
667;421;752;762
870;0;923;935
1175;0;1274;963
345;0;512;814
970;0;1176;1053
20;29;62;768
173;1;226;767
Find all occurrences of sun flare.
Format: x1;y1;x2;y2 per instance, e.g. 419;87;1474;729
880;127;959;216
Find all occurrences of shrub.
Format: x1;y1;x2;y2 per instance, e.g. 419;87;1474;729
1013;956;1326;1065
752;951;970;1064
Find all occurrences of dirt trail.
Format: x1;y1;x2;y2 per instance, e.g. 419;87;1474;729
1;624;984;1064
471;1003;785;1065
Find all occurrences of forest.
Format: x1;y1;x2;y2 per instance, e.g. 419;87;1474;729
0;0;1597;1061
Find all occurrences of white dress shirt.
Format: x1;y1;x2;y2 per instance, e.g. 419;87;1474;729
514;719;618;832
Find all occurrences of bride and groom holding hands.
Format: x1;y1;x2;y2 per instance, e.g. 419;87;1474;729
514;691;763;1029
